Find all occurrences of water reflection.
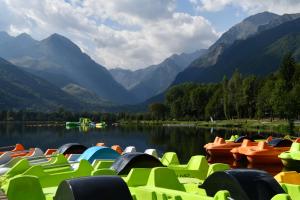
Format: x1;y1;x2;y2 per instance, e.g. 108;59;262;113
0;123;295;174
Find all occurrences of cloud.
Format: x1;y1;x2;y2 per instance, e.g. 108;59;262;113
191;0;300;14
0;0;218;69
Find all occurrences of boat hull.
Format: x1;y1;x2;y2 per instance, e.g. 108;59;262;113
281;158;300;169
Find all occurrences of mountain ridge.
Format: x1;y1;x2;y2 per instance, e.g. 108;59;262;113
173;17;300;85
173;12;300;85
110;49;207;102
0;32;136;104
0;57;82;111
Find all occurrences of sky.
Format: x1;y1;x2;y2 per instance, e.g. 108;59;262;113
0;0;300;70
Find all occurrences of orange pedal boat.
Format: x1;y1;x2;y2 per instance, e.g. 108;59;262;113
0;144;25;155
239;138;293;164
204;136;246;157
231;136;273;161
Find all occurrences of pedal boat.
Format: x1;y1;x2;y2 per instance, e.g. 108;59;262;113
278;138;300;168
240;138;293;164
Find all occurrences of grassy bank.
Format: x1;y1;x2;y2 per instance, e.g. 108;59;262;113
120;119;300;134
0;121;65;127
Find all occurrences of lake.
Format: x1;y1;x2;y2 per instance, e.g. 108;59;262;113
0;123;292;174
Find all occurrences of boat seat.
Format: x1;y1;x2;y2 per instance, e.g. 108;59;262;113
280;183;300;200
39;160;93;188
168;155;209;180
0;157;22;168
147;167;185;191
5;159;31;178
187;156;208;170
275;171;300;185
92;160;114;169
91;168;117;176
207;163;230;177
28;148;44;157
6;175;46;200
161;152;180;166
67;154;81;161
0;152;13;165
125;168;152;187
132;167;230;200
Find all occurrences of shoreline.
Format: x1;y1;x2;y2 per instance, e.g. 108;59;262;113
120;119;300;134
1;119;300;134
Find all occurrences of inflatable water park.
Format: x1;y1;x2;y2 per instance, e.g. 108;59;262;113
0;135;300;200
66;117;107;129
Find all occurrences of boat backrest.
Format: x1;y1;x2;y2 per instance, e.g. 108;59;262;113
123;146;136;154
50;154;68;165
144;149;158;158
67;154;81;162
5;159;30;178
125;168;152;187
28;148;44;157
6;175;45;200
12;144;25;152
0;152;13;165
44;149;57;155
274;171;300;185
241;139;253;147
258;141;270;150
207;163;230;177
93;160;114;169
290;143;300;152
1;157;22;168
76;159;94;174
22;165;46;177
295;138;300;143
187;155;208;171
147;167;185;191
228;135;238;141
216;137;226;144
96;143;105;147
266;136;273;143
214;137;219;143
161;152;179;166
111;145;123;154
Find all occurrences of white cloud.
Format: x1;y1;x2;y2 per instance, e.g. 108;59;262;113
0;0;218;69
191;0;300;14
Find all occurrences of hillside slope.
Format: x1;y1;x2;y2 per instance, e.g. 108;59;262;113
0;57;82;111
0;32;136;104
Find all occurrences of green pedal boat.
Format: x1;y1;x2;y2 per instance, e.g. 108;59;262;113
275;171;300;200
279;138;300;169
5;168;291;200
0;152;230;200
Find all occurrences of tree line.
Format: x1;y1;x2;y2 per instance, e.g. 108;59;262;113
1;54;299;124
149;54;300;122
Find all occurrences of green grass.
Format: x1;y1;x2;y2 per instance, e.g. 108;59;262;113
119;119;300;134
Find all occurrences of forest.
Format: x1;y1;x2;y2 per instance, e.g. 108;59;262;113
149;54;300;123
0;54;299;125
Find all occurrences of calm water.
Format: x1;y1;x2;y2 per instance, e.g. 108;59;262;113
0;123;292;174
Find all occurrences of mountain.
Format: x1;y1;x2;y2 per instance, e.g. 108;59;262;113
188;12;280;70
0;57;82;111
110;50;207;102
173;17;300;85
0;32;136;105
258;13;300;32
62;83;113;107
173;12;300;85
